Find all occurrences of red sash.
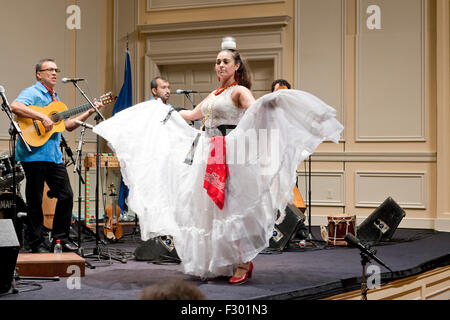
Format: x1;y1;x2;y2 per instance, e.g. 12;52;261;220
203;136;228;210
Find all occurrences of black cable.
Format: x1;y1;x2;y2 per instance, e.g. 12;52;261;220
14;281;44;293
260;247;283;255
0;280;44;297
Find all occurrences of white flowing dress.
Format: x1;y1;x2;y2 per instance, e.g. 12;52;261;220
93;89;344;278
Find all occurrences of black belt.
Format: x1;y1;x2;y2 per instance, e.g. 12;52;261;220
202;125;237;136
184;125;237;165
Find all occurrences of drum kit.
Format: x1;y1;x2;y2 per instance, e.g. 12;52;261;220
0;153;24;190
0;153;27;245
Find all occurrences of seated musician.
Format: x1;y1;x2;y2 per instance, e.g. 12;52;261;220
10;58;103;253
271;78;291;92
271;79;305;211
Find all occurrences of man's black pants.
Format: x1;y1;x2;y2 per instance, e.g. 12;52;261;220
22;161;73;249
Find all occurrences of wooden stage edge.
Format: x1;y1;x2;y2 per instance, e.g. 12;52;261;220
323;265;450;300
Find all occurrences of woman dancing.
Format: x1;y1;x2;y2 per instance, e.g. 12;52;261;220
178;46;256;284
94;40;343;284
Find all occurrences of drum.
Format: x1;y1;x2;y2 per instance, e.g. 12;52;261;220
0;191;27;246
0;154;25;190
327;214;356;246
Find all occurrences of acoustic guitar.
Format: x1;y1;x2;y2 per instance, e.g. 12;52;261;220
16;92;115;147
103;183;123;242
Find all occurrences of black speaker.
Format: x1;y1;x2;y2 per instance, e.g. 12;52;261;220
134;235;180;263
269;203;306;251
357;197;406;244
0;219;20;294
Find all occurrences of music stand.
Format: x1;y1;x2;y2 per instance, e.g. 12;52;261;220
293;154;324;249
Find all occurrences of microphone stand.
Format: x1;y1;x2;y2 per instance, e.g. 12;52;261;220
72;81;105;121
66;128;95;269
345;234;393;300
60;133;94;269
61;135;84;184
307;155;312;240
360;251;370;300
0;87;30;240
68;81;112;264
182;92;201;129
359;245;391;300
183;92;195;108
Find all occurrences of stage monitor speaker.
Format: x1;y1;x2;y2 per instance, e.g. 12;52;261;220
0;219;20;294
356;197;406;244
269;203;306;251
134;235;180;263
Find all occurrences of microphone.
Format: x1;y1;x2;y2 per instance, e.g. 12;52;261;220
344;233;392;272
61;77;85;83
176;89;198;94
0;85;10;106
74;119;94;129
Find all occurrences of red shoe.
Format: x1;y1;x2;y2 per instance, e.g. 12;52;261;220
229;262;253;285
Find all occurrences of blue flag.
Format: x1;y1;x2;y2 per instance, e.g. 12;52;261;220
113;51;132;213
113;51;132;115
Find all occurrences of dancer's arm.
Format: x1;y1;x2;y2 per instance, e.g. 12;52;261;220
179;104;203;121
232;86;255;110
179;92;213;121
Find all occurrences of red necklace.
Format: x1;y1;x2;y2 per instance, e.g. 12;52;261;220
214;81;238;96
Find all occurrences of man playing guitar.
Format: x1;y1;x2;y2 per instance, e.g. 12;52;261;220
10;58;103;253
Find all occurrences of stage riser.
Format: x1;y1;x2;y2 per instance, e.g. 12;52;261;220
310;216;450;233
16;253;85;278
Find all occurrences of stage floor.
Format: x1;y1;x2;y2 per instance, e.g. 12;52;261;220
1;227;449;301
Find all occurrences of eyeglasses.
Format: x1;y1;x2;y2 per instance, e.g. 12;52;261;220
39;68;61;73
